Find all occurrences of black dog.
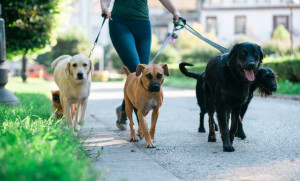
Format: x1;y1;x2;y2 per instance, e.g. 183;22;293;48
179;63;277;139
235;67;277;139
179;63;218;133
205;42;263;152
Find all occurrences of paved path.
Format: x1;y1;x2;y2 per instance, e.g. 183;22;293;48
81;82;300;181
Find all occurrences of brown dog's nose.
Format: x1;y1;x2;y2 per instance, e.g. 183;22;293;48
148;83;160;92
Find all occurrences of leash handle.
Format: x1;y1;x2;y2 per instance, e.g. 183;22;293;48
173;17;186;31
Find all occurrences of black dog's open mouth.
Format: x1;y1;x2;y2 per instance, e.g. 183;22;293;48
244;69;255;82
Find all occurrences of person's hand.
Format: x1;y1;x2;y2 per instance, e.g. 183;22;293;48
173;11;181;22
102;8;111;19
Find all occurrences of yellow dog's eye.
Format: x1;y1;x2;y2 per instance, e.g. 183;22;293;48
83;63;87;67
72;64;77;67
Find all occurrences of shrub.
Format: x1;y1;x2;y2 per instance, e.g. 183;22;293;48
273;24;290;41
262;39;290;56
167;63;207;77
36;28;92;70
263;59;300;83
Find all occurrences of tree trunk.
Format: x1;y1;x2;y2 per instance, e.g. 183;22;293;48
21;49;28;82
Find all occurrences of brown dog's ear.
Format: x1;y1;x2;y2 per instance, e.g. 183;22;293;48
136;64;147;76
160;64;169;76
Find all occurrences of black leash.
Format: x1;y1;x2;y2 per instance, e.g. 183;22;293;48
174;17;229;54
88;14;108;58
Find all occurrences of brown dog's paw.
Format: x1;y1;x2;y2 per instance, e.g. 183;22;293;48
137;128;144;139
146;142;156;148
130;137;139;142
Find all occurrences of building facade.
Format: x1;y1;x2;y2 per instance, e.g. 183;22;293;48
200;0;300;45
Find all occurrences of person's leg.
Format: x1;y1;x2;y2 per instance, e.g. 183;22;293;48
131;20;152;65
109;16;141;130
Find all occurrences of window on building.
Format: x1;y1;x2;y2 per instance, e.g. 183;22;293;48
235;16;246;34
210;0;222;4
206;17;217;34
273;16;289;31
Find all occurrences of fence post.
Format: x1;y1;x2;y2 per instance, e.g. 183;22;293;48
0;4;20;105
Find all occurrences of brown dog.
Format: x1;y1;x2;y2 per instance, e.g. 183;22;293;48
123;64;169;148
51;90;77;119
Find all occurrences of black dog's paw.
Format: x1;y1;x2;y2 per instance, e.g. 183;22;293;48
223;144;235;152
198;127;206;133
235;131;246;140
208;135;216;142
215;124;219;131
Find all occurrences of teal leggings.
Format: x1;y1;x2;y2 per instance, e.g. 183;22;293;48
109;14;151;116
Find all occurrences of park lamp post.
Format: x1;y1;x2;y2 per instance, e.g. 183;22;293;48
0;4;19;105
287;0;299;57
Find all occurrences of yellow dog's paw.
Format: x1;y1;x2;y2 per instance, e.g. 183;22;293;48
137;128;144;139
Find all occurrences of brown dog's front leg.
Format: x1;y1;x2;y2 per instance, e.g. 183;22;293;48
138;111;155;148
124;97;138;142
150;108;159;141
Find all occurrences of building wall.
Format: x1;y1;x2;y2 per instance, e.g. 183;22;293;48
201;0;300;45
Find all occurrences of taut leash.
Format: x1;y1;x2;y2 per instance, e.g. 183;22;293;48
149;22;184;65
88;14;108;58
174;17;229;54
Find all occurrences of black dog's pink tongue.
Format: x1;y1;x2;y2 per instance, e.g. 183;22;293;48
245;70;255;81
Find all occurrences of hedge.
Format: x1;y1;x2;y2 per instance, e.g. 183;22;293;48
167;63;207;77
263;59;300;83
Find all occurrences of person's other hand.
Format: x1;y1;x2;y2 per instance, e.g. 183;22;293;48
102;8;111;19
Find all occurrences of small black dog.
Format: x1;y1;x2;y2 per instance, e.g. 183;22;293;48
236;67;277;139
180;63;277;139
179;63;218;133
205;42;263;152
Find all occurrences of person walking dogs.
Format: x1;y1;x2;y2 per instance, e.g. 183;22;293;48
100;0;180;130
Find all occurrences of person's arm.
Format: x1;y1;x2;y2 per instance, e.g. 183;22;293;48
100;0;111;19
159;0;180;21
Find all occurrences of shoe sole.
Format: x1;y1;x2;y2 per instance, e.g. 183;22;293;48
116;122;127;130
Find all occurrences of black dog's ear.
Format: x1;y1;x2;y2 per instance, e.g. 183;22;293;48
257;44;264;63
228;43;239;65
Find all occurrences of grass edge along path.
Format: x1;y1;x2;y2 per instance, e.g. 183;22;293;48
0;78;99;181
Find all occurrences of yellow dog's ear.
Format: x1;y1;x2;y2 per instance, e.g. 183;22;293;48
136;64;147;76
88;59;93;75
160;64;169;76
66;62;71;77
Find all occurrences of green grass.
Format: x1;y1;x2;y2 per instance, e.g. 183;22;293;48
0;78;97;181
276;80;300;95
164;76;300;95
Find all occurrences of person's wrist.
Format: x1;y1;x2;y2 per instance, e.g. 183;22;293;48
173;11;180;21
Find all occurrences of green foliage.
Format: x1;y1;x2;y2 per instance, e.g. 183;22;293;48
36;28;91;69
263;59;300;83
276;80;300;95
182;47;219;63
0;78;98;181
109;49;123;72
272;24;290;41
1;0;61;57
167;63;207;77
262;39;290;56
